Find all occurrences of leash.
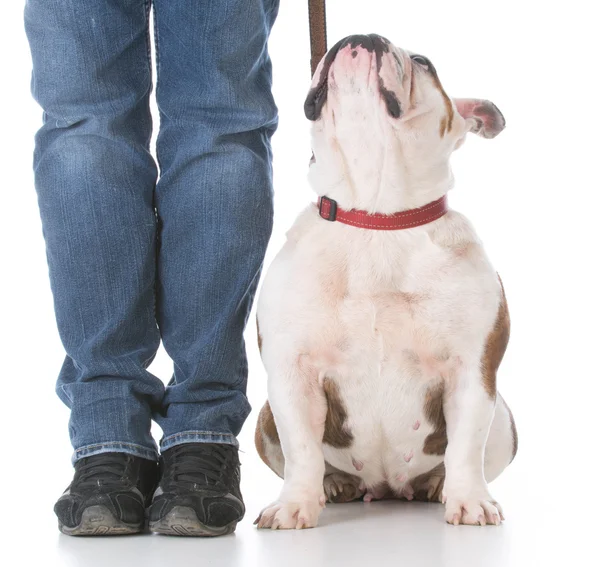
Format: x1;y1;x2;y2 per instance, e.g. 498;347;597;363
308;0;328;75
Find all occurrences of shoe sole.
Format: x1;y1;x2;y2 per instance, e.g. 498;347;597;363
58;505;143;536
149;506;237;537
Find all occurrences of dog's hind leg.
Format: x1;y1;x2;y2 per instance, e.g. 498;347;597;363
408;392;516;504
254;359;328;530
256;404;364;504
484;393;518;482
412;463;446;502
323;466;365;503
255;401;285;478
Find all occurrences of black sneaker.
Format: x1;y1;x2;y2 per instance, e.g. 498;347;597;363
148;443;245;537
54;453;159;536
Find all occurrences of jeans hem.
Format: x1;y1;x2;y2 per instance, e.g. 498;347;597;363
73;442;159;464
160;431;239;451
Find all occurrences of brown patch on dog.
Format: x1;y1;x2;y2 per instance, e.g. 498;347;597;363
256;318;263;355
430;71;454;135
481;279;510;399
255;401;284;478
260;401;279;443
255;402;280;472
439;116;448;138
322;377;354;448
412;462;445;502
409;68;417;109
254;416;268;467
422;382;447;455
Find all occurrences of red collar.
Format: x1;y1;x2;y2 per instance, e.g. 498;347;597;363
317;195;449;230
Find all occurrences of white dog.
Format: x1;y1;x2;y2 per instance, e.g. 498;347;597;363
254;34;516;529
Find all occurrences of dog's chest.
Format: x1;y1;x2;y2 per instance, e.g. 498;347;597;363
332;261;463;379
259;212;497;491
316;286;452;485
316;245;464;488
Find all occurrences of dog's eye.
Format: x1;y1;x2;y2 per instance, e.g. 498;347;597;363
411;55;431;69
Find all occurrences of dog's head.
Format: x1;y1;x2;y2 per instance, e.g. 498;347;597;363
304;34;505;211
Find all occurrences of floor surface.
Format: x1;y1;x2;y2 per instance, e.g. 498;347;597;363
4;449;595;567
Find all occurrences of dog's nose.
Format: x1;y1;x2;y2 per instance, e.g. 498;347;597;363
339;34;391;55
341;34;375;52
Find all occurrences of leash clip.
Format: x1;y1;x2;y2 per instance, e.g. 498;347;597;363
319;196;338;221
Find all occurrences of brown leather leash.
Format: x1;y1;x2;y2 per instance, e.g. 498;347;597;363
308;0;327;75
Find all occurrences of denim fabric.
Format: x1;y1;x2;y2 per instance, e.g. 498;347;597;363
24;0;279;462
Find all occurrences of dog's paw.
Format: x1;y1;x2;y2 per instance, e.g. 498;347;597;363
443;489;504;526
323;472;365;503
254;497;325;530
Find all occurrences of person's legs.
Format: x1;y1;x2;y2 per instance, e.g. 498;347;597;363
146;0;279;535
152;0;279;448
25;0;164;463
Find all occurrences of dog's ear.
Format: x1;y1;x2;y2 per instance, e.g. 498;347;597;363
304;40;343;121
453;99;506;139
304;79;328;121
304;37;354;121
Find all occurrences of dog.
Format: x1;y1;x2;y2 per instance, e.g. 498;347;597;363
254;34;516;530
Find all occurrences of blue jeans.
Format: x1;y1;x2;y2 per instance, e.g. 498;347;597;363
24;0;279;462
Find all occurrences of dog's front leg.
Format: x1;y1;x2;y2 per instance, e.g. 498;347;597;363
255;361;326;530
442;366;503;526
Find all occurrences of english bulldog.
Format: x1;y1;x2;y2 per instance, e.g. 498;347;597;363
254;34;516;529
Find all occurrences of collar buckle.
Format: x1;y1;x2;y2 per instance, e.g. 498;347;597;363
318;196;338;221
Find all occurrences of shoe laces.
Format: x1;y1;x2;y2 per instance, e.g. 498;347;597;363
166;444;237;488
76;453;132;488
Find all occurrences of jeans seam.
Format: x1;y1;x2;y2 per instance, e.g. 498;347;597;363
162;431;237;441
161;431;239;450
75;441;157;452
73;442;158;464
60;384;74;403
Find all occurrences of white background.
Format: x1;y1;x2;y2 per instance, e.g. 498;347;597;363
1;1;599;565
